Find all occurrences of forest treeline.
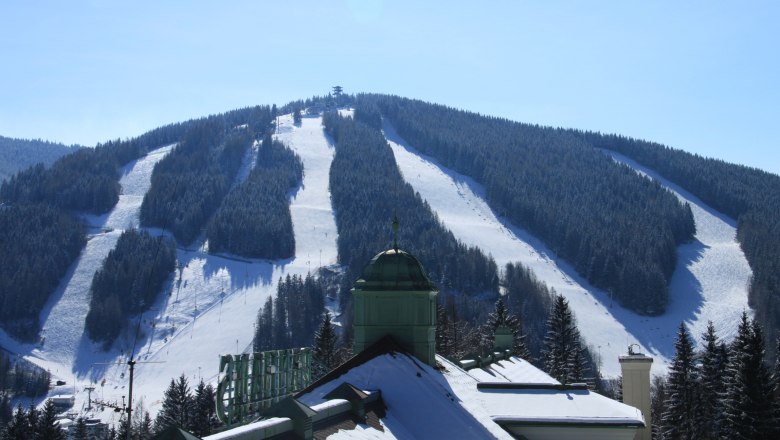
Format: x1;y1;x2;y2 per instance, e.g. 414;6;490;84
254;274;326;351
580;131;780;349
0;136;76;183
360;94;695;315
207;135;302;258
0;204;85;340
323;112;500;324
140;106;274;245
85;229;176;349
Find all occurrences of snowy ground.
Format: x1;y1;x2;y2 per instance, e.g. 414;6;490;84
383;120;752;377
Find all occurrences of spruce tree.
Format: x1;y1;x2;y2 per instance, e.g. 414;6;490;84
542;295;586;383
661;322;698;439
435;304;454;357
139;411;154;439
313;313;338;379
154;374;193;432
73;417;89;440
722;313;775;439
191;380;216;437
5;405;32;440
36;399;65;440
697;321;724;439
481;298;513;353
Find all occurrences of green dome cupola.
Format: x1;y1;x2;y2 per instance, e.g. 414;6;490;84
352;218;438;366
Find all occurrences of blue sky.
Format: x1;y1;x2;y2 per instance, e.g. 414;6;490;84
1;1;778;174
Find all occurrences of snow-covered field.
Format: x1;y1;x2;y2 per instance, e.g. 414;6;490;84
0;110;754;428
383;120;752;377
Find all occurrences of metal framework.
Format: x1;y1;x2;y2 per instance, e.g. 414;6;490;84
216;348;312;426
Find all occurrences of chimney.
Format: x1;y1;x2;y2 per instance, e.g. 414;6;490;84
619;345;652;440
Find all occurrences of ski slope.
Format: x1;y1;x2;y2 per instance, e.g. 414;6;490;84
0;114;340;422
0;108;754;427
383;120;752;377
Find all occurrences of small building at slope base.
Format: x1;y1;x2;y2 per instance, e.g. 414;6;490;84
194;244;647;440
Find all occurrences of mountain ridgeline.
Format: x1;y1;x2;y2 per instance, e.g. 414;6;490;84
358;94;696;316
0;136;77;184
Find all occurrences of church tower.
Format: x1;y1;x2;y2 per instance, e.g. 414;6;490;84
352;219;438;366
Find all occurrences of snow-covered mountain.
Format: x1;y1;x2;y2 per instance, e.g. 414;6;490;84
0;110;753;423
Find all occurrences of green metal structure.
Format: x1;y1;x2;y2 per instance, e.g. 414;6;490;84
215;348;312;426
352;245;438;366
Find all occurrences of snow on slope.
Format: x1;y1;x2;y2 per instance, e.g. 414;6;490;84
128;113;339;417
1;114;340;422
0;146;174;376
383;120;751;377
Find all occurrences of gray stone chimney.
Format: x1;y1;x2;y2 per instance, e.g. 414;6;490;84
619;345;653;440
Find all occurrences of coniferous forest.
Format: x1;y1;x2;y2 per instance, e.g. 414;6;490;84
207;135;302;258
254;274;326;352
361;94;696;316
0;204;85;340
0;136;76;183
85;229;176;348
581;132;780;346
140;106;275;245
323;112;500;320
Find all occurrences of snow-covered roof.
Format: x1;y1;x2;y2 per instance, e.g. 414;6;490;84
463;355;559;385
294;348;643;439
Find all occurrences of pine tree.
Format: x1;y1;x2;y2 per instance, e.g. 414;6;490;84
697;321;724;439
512;326;532;361
103;426;117;440
480;298;513;352
661;322;698;439
774;337;780;437
254;296;274;352
722;312;775;439
25;404;38;438
73;417;89;440
542;295;586;383
5;405;32;440
154;374;193;432
36;399;66;440
117;417;131;440
313;313;338;379
191;380;216;437
136;411;153;440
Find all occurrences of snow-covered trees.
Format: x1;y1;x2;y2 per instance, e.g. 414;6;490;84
480;298;531;359
542;295;588;384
